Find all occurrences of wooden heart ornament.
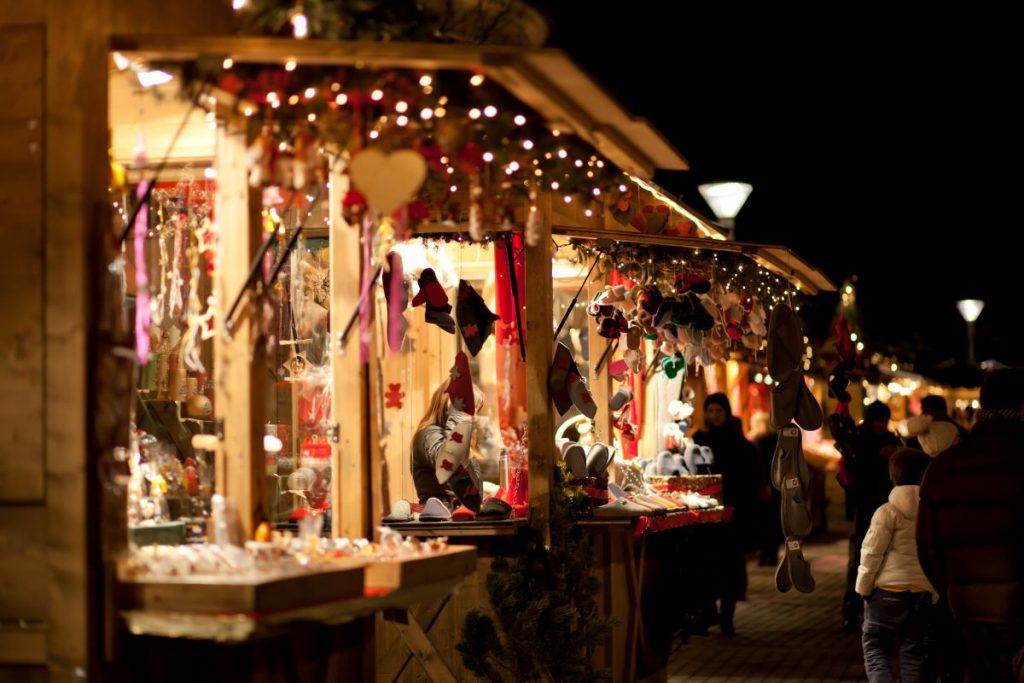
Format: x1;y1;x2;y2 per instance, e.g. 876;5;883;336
349;149;427;216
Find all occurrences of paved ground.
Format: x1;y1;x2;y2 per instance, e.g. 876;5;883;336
667;534;866;682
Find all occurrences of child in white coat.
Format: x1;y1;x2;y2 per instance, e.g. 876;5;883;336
857;448;936;683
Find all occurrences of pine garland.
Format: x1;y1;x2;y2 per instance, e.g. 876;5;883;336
457;468;614;682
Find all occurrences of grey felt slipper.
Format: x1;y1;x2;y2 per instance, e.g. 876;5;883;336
383;499;413;523
419;497;452;522
771;426;808;491
564;444;588;480
781;474;812;538
767;304;803;383
586;443;612;477
770;373;802;431
775;553;793;593
786;537;815;593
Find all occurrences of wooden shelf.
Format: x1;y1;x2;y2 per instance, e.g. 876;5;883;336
382;519;527;538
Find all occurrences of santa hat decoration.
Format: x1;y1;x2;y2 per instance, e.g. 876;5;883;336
446;351;476;416
456;280;501;357
411;268;455;333
382;252;408;353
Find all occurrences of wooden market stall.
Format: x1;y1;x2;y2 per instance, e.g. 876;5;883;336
0;2;837;680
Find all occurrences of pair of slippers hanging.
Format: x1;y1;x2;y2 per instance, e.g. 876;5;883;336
776;537;816;593
774;429;812;538
456;280;501;357
411;268;455;334
549;342;596;418
588;286;631;339
768;303;823;431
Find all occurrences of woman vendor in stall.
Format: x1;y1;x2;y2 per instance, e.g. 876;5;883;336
412;376;485;512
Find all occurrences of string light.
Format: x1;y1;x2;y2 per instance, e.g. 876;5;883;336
290;9;309;39
450;185;457;192
484;105;498;118
307;113;316;122
469;108;481;120
557;149;568;159
585;209;594;217
592;188;601;196
288;94;299;105
419;75;432;87
434;107;446;118
564;195;572;204
483;152;494;162
514;114;527;126
232;0;247;9
395;101;408;113
396;115;409;126
420;108;433;120
470;74;485;86
284;59;297;71
304;87;315;99
222;58;234;69
371;89;384;101
550;181;560;190
369;130;379;139
618;184;627;192
335;93;348;105
522;140;534;150
330;82;341;92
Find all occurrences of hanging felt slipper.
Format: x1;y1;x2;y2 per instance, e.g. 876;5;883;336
609;386;634;411
419;497;452;522
383;499;412;523
781;474;813;538
447;351;476;416
775;553;794;593
794;380;824;431
412;268;455;334
771;426;809;491
382;252;409;353
661;352;686;380
456;280;501;357
436;420;473;485
767;303;803;383
785;537;816;593
608;358;630;381
548;342;575;416
567;372;597;419
770;373;802;430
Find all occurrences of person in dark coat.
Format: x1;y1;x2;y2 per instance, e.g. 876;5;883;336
843;401;902;631
694;393;759;636
918;369;1024;683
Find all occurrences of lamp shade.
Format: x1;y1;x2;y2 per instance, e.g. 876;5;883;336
698;182;753;220
957;299;985;323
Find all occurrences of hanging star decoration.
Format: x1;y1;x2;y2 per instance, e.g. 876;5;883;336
385;383;405;409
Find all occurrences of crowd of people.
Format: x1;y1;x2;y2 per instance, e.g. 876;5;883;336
692;369;1024;683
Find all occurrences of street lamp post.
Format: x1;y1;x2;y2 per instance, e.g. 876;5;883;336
957;299;985;366
698;182;753;240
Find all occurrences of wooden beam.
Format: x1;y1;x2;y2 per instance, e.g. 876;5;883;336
328;159;370;538
524;197;554;542
213;120;264;540
0;628;46;665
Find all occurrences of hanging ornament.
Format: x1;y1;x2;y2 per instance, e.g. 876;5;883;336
349;149;427;216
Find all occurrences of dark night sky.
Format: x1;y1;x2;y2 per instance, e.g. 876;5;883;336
541;5;1020;372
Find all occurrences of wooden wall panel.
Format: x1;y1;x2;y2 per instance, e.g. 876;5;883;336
0;24;44;502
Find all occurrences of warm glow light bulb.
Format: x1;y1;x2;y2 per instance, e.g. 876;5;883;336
291;11;309;39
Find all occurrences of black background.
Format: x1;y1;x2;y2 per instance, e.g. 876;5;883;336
540;4;1020;370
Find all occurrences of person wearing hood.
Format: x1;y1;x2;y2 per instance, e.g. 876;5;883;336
857;447;935;683
694;393;758;636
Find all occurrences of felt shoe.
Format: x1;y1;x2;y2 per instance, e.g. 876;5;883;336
770;373;802;430
476;496;512;520
785;537;815;593
456;280;501;357
794;380;823;431
771;426;809;490
548;343;575;416
609;386;634;411
436;420;473;485
781;474;812;538
383;499;412;523
775;554;793;593
419;497;451;522
567;373;597;419
586;443;612;477
563;444;588;480
767;303;803;382
451;504;476;521
593;497;649;517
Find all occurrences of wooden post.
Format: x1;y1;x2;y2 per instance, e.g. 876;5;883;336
524;198;555;541
586;273;613;444
213;120;264;541
329;159;370;538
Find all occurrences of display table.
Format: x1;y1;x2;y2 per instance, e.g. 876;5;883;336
115;547;477;682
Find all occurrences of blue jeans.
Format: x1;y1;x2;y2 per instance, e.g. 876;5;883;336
862;589;933;683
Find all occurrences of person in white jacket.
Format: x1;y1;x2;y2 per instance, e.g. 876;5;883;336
856;448;936;683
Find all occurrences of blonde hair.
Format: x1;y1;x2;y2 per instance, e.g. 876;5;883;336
415;377;485;434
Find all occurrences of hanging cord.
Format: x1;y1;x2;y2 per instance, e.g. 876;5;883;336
553;254;601;342
117;87;207;246
594;338;618;374
339;262;384;349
